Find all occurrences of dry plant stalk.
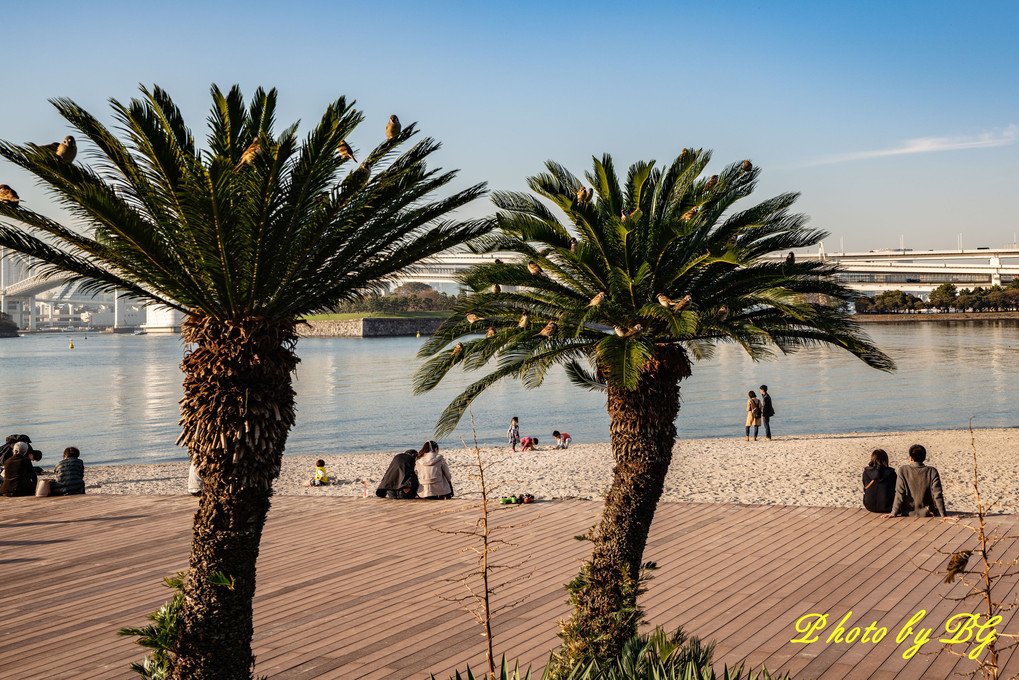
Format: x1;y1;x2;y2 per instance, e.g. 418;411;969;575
928;421;1019;679
430;409;536;680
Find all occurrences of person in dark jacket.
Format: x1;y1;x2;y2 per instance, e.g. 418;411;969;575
375;450;419;498
759;385;775;440
1;442;38;497
889;444;947;517
862;448;896;513
51;447;85;496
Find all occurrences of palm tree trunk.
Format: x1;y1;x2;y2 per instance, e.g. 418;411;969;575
169;314;299;680
550;345;690;676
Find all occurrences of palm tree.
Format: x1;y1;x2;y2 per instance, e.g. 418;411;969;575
414;151;893;675
0;85;489;680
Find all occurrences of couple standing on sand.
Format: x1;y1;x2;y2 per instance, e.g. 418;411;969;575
744;385;775;441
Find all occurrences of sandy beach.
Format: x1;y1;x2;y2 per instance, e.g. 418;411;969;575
66;428;1018;513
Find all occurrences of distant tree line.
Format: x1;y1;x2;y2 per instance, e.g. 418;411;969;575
329;282;460;313
854;280;1019;313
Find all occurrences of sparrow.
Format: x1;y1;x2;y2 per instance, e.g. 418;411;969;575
674;294;692;311
944;550;972;583
491;284;501;293
386;115;401;140
681;206;698;220
621;209;628;223
337;140;356;162
705;175;718;191
451;342;463;357
518;313;529;328
539;248;550;256
742;160;752;173
620;324;643;338
527;260;542;275
0;184;20;205
679;148;689;163
786;251;795;266
466;313;482;324
585;187;594;202
657;293;674;308
351;161;371;183
494;259;503;264
714;305;729;321
34;135;77;165
536;321;557;337
575;187;588;205
569;237;578;253
587;292;607;307
486;327;496;338
234;136;260;171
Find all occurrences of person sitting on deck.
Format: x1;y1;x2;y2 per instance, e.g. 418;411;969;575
51;447;85;496
375;450;419;499
888;444;947;517
0;442;38;497
862;448;896;513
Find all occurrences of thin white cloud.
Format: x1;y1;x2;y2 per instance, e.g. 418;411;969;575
797;124;1016;167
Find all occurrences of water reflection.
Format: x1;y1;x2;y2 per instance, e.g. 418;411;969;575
0;321;1016;466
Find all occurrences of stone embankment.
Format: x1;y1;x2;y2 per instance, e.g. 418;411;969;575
298;317;444;338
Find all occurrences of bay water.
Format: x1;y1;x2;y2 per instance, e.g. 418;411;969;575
0;321;1015;466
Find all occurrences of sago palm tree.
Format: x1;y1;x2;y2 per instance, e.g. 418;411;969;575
414;151;893;675
0;84;489;680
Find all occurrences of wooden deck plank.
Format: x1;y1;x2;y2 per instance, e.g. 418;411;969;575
1;495;1016;679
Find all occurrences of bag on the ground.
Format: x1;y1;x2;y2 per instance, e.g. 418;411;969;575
35;478;53;497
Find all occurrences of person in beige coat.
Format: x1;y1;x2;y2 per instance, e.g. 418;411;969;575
745;390;762;441
414;440;453;499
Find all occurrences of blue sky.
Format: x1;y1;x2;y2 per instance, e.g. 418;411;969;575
1;0;1016;252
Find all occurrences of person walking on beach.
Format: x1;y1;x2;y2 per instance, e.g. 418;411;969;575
759;385;775;440
745;390;762;441
888;444;947;517
507;417;520;452
862;448;896;513
415;440;453;499
0;442;37;497
50;447;85;496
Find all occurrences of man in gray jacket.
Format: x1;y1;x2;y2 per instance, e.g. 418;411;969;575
889;444;947;517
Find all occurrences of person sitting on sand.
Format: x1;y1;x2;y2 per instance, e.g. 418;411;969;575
0;442;37;497
307;459;329;487
862;448;895;513
414;441;452;500
552;431;571;450
50;446;85;496
375;449;419;499
520;436;538;451
888;444;947;517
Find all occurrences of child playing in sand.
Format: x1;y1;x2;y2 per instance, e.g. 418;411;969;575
520;436;538;451
507;417;520;452
307;459;329;487
552;431;571;449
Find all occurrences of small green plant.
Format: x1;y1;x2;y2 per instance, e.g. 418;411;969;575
431;656;533;680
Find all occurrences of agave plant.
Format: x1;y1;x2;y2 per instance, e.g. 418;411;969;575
415;151;893;673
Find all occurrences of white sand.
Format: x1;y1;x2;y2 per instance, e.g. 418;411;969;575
67;429;1019;513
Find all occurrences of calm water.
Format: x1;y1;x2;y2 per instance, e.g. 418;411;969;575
0;322;1016;466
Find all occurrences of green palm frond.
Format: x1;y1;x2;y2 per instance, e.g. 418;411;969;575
0;84;491;321
415;150;894;435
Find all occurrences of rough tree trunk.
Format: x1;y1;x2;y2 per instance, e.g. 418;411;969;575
169;314;299;680
550;344;690;677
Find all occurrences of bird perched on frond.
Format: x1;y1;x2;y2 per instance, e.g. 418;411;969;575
491;284;501;293
234;136;260;171
679;148;689;162
351;161;371;184
337;140;356;162
742;160;752;173
485;327;496;338
613;325;626;336
451;342;463;357
33;135;77;165
587;292;607;307
786;251;795;266
0;184;20;205
518;313;529;328
944;550;972;583
705;175;718;191
620;324;642;338
681;206;698;220
386;115;401;140
569;237;578;253
536;322;557;337
494;258;503;264
674;294;692;311
539;248;550;256
466;313;482;324
527;260;542;276
575;187;593;206
657;293;674;308
714;306;729;321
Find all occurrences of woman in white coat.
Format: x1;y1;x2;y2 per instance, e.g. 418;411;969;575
415;440;453;499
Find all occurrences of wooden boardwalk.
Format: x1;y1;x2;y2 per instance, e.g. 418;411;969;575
1;495;1017;679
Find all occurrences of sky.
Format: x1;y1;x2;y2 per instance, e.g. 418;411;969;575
1;0;1016;253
